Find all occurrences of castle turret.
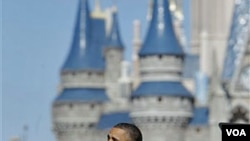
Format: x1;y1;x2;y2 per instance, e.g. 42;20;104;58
62;0;104;72
52;1;109;141
132;20;142;88
131;0;193;141
190;0;234;77
104;7;125;103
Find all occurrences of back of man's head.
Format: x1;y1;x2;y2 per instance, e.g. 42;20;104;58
113;123;142;141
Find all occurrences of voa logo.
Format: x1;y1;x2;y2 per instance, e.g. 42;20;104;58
226;129;246;136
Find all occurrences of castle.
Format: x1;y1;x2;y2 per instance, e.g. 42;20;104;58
51;0;250;141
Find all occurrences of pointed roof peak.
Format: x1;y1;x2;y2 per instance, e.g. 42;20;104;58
104;8;124;49
111;5;118;13
62;0;105;71
94;0;101;11
139;0;184;56
80;0;90;12
91;0;106;19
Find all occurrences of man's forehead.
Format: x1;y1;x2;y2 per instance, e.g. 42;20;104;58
108;127;129;140
110;127;127;135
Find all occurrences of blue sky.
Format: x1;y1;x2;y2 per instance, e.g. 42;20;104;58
2;0;150;141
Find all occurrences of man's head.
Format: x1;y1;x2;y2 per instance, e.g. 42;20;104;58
107;123;142;141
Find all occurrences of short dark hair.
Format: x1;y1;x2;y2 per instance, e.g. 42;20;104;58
113;123;142;141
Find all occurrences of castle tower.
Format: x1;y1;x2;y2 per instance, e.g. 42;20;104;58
118;61;132;100
146;0;153;22
98;6;130;134
104;7;125;103
208;51;228;141
190;0;234;77
130;1;193;141
210;1;250;141
52;0;109;141
132;20;142;88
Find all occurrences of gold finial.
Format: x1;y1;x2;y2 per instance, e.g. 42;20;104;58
91;0;106;19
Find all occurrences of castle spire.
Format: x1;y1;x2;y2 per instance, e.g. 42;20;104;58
139;0;184;56
221;0;250;82
62;0;90;70
105;7;124;48
94;0;101;12
62;0;105;71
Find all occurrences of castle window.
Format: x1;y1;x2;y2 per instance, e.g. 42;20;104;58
180;97;184;101
158;55;163;59
97;73;103;77
196;127;201;133
90;104;95;109
162;117;166;122
147;117;152;122
89;123;95;128
69;103;73;109
158;97;162;102
80;123;84;127
132;97;140;102
88;72;92;76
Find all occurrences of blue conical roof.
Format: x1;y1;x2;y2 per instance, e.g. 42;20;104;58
62;0;105;71
105;10;124;48
139;0;184;56
131;81;193;98
221;0;250;81
54;88;109;103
